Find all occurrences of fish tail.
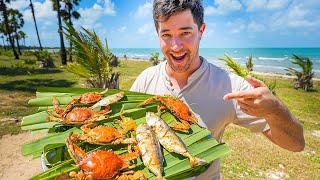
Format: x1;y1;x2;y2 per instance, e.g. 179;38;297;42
190;156;206;168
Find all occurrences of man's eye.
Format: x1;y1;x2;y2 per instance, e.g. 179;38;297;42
162;34;171;38
182;32;191;35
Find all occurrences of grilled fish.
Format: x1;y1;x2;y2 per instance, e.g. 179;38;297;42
136;124;166;180
146;112;206;168
91;91;125;109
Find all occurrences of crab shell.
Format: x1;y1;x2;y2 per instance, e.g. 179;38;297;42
78;92;102;104
65;108;97;123
163;96;197;123
77;150;127;179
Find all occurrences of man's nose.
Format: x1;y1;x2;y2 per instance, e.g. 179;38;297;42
171;37;183;51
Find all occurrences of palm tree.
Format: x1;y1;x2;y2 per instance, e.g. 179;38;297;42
52;0;67;65
18;31;26;48
246;55;253;72
219;53;277;95
149;52;160;66
29;0;42;51
63;23;120;89
59;0;81;62
0;0;19;59
286;54;314;91
7;8;24;55
0;35;4;50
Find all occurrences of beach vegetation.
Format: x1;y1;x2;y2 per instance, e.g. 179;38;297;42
149;52;160;65
0;0;20;59
286;54;314;91
246;55;253;72
63;23;120;89
219;53;277;95
33;50;56;68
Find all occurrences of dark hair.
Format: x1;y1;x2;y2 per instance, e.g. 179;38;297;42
153;0;204;32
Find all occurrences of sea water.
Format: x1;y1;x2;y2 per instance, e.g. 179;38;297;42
110;48;320;78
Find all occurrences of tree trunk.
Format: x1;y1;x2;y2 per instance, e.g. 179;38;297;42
68;6;73;62
56;0;67;65
15;29;22;55
30;0;43;51
0;0;19;59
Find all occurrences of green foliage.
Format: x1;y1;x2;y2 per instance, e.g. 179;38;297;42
219;54;247;78
33;50;56;68
24;58;36;65
219;53;277;95
286;54;314;91
63;23;120;89
149;52;160;66
246;55;253;72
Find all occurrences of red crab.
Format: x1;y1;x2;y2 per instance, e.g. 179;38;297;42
65;132;145;180
137;95;198;130
47;96;111;124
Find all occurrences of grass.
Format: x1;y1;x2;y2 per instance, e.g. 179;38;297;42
0;52;319;179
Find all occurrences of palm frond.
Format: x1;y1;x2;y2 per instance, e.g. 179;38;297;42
218;53;247;78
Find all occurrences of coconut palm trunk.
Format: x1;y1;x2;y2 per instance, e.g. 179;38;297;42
0;0;19;59
29;0;42;51
15;31;22;55
68;6;73;62
56;0;67;65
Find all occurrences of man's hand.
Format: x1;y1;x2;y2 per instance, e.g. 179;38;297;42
223;75;305;152
223;76;280;118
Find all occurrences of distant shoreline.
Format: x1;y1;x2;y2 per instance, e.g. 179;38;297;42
122;57;320;81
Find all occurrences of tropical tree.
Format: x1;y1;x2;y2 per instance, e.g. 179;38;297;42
149;52;160;66
59;0;81;62
63;23;120;89
7;8;24;55
286;54;314;91
29;0;42;51
0;0;19;59
52;0;67;65
246;55;253;72
18;30;26;48
219;53;277;95
0;35;4;49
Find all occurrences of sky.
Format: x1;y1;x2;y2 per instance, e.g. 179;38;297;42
8;0;320;48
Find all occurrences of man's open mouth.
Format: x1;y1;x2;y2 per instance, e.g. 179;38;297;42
171;52;187;62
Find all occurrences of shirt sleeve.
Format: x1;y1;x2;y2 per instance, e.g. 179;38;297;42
231;75;270;133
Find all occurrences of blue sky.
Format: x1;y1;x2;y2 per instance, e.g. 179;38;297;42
10;0;320;48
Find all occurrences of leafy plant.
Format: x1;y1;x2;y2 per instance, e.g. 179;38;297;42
150;52;160;66
63;23;120;89
219;53;277;95
33;50;55;68
286;54;314;91
246;55;253;72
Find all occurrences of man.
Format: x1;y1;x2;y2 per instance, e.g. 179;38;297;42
131;0;305;179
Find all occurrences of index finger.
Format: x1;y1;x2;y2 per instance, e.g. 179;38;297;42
223;89;259;100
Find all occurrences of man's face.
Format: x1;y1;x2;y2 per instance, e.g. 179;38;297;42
158;9;205;73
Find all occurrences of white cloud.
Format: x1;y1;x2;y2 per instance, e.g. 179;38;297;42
244;0;289;11
76;0;116;29
21;0;56;25
7;0;29;10
134;2;152;18
103;0;116;16
226;19;245;34
205;0;242;15
271;3;320;29
138;24;154;34
118;26;127;32
248;21;265;32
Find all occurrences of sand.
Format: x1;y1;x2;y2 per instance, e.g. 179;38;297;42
0;131;43;180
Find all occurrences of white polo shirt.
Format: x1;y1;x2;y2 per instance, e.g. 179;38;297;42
130;57;270;179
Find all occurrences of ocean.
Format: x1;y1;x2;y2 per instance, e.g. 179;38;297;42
109;48;320;78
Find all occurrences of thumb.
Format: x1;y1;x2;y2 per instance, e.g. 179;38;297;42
246;75;266;88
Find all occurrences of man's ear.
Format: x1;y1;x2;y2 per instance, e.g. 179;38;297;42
199;23;206;39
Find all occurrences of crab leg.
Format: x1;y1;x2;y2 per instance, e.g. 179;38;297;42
170;119;191;131
137;95;162;107
66;132;87;163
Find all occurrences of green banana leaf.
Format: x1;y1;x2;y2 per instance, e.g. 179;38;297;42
21;87;232;180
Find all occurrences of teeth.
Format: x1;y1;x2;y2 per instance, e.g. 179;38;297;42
171;52;185;57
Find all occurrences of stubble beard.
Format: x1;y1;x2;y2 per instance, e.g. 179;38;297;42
167;53;194;73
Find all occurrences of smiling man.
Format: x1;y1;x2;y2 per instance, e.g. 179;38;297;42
131;0;305;179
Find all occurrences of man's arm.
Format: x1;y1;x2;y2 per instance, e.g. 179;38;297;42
224;76;305;152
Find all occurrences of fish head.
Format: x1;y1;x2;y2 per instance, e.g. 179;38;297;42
136;124;149;134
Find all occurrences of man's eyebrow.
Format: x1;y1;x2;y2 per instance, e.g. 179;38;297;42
159;26;193;33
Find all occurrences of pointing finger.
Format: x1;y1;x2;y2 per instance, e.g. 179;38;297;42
223;90;260;100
